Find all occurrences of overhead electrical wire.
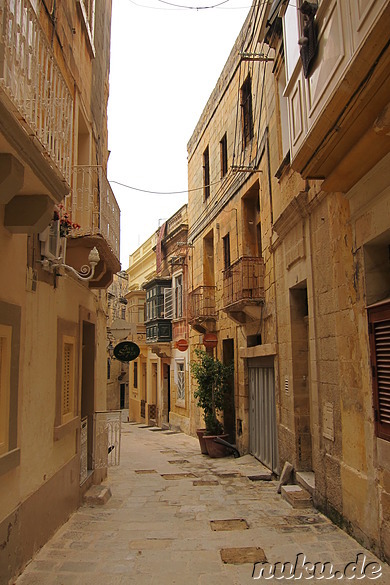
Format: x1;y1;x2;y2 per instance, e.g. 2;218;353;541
126;0;279;11
157;0;230;8
109;179;222;195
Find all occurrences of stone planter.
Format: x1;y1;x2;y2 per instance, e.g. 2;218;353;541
203;434;230;458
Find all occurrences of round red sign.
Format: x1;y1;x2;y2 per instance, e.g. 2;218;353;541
176;339;189;352
203;333;218;349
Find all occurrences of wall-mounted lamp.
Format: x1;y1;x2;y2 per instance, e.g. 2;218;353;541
107;341;115;359
42;246;100;282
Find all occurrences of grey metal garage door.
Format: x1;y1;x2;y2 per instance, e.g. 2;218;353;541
249;363;278;474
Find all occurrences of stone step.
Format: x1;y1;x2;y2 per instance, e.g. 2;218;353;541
83;484;112;506
295;471;315;496
281;485;312;509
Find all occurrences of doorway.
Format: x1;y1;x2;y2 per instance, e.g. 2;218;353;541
249;357;278;473
223;339;235;443
120;383;125;409
290;284;311;470
81;321;95;474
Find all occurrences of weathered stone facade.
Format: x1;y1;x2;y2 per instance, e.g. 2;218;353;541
0;1;118;582
186;0;390;562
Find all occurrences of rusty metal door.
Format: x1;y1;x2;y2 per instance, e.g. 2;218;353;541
249;360;278;474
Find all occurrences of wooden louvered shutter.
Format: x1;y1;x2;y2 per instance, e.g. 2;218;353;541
368;303;390;441
62;337;75;422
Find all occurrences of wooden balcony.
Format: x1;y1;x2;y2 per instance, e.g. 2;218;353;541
188;285;217;333
65;166;121;289
0;0;73;232
222;257;264;324
284;0;390;192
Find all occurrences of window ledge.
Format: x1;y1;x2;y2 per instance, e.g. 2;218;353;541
54;416;80;441
0;448;20;477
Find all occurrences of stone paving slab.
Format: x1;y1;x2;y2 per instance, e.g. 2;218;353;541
14;423;390;584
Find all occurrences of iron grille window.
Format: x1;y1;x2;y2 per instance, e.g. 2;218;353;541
241;75;254;147
203;146;210;200
223;233;231;270
220;133;228;178
368;302;390;441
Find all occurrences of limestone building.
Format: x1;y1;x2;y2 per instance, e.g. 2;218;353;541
107;271;129;414
187;0;390;562
126;233;156;422
0;1;120;582
142;205;190;432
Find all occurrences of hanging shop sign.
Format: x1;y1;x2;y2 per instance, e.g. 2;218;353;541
203;333;218;349
113;341;140;362
176;339;189;352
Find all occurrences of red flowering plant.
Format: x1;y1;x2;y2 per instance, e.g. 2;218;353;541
53;204;81;237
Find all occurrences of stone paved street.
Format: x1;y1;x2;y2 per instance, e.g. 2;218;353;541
14;424;390;584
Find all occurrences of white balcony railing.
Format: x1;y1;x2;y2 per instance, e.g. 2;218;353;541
0;0;73;184
71;165;120;261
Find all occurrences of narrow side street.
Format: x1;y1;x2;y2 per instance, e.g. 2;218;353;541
14;424;390;584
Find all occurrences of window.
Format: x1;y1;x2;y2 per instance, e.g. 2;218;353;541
76;0;96;56
203;146;210;200
174;274;183;319
164;288;174;319
176;361;185;403
220;133;228;178
61;336;75;424
0;302;21;474
223;234;231;270
277;63;290;160
134;361;138;388
241;75;254;147
0;326;12;457
121;307;126;320
145;283;172;321
282;0;311;80
368;302;390;441
54;319;79;440
107;358;111;380
257;222;263;258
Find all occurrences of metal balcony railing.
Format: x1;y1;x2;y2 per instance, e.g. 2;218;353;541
223;256;265;308
189;285;217;321
71;165;120;260
0;0;73;184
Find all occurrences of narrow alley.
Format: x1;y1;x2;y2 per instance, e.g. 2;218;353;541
14;424;390;584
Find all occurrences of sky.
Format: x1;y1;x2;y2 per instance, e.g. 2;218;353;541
107;0;252;267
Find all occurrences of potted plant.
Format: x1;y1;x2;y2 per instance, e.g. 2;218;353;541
191;348;233;457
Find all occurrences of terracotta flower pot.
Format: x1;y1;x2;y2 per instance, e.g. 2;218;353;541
196;429;208;454
203;434;230;458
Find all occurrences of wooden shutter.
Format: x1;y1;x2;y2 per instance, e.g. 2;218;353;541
62;337;75;421
164;288;174;319
368;303;390;441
